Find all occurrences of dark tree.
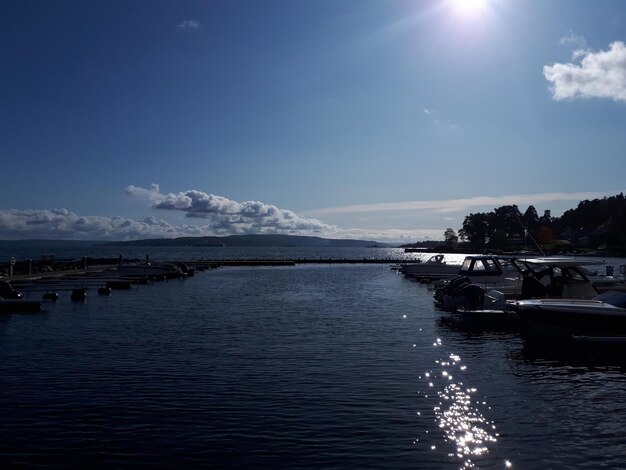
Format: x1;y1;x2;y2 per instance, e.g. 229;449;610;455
540;210;552;228
491;205;524;240
444;228;458;249
522;205;539;231
461;213;490;250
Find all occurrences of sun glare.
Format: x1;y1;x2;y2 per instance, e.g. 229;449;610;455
450;0;489;16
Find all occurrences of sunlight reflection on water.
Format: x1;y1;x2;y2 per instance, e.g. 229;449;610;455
417;338;508;469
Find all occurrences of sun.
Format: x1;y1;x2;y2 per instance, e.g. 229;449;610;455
449;0;489;16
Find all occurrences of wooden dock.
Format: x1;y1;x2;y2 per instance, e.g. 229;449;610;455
1;257;415;283
0;257;417;310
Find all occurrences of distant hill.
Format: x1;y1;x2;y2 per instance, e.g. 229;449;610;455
104;234;395;248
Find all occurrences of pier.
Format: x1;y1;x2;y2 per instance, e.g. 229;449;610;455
0;257;415;281
0;257;416;310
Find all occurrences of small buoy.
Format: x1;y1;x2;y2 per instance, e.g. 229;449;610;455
98;287;112;296
621;265;625;276
42;292;59;302
71;288;87;302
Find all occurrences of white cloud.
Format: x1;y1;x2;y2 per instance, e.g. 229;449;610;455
7;188;619;244
0;207;439;243
543;41;626;102
422;107;458;129
0;209;209;240
126;185;334;234
177;20;201;30
305;191;624;216
559;31;587;49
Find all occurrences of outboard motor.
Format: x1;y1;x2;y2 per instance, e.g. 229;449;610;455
433;275;470;305
448;283;485;311
435;275;485;312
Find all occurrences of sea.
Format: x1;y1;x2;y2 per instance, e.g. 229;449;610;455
1;246;626;469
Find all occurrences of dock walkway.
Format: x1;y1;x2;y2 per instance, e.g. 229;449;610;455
2;258;415;283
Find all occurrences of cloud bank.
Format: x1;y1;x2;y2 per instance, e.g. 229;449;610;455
305;191;623;216
4;187;620;243
0;208;435;242
0;208;208;241
544;41;626;102
125;184;334;234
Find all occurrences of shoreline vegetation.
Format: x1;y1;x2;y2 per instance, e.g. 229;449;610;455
403;193;626;257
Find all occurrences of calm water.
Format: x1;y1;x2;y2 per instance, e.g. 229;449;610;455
1;249;626;468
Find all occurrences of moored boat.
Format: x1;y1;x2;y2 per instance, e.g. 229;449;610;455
435;256;611;313
510;291;626;337
433;255;525;310
399;254;459;280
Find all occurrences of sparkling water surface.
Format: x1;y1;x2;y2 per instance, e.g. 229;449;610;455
1;247;626;468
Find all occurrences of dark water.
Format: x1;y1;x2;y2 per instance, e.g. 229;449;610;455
0;244;422;263
2;252;626;468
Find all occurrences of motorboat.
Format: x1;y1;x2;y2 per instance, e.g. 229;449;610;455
433;255;525;311
399;254;462;280
514;257;602;299
510;290;626;337
456;255;523;295
434;256;606;314
437;258;626;339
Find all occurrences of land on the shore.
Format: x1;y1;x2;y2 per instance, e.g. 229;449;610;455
0;234;397;251
103;234;396;248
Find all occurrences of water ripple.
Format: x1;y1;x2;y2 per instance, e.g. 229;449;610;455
416;339;506;469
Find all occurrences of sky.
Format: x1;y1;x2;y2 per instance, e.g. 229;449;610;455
1;0;626;242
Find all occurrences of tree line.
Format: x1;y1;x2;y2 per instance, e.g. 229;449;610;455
442;193;626;254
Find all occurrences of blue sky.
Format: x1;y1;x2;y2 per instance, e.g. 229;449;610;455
1;0;626;242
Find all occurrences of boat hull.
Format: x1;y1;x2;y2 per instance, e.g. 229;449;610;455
511;299;626;335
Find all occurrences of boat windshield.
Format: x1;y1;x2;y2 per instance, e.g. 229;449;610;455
562;267;586;282
460;258;501;274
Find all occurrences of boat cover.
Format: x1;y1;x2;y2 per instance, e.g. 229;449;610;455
594;291;626;308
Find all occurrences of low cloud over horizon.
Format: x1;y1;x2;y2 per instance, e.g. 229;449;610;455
0;207;437;242
0;208;207;241
0;187;623;243
305;191;625;216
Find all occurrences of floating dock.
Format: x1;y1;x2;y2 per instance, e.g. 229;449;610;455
2;257;415;281
0;257;415;310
